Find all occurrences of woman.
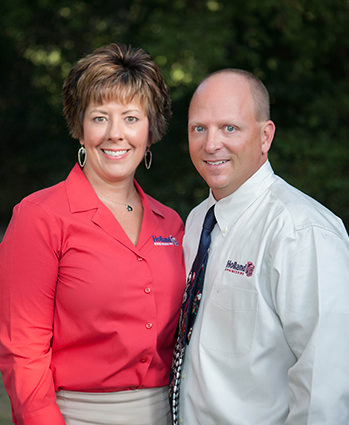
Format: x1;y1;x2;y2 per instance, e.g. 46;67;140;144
0;43;185;425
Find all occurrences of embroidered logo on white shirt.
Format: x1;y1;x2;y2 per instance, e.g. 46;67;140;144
152;235;179;246
225;260;255;277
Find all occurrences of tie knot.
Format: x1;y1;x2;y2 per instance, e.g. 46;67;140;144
202;205;216;233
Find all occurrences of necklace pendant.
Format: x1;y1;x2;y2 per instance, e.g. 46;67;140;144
126;204;133;212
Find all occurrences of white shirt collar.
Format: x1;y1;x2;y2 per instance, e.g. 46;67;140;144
210;161;276;234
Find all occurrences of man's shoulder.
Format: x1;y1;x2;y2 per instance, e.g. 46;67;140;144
185;198;210;227
269;176;347;238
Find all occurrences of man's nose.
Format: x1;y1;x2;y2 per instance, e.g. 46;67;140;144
204;128;221;153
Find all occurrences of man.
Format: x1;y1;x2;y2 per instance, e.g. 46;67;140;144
174;69;349;424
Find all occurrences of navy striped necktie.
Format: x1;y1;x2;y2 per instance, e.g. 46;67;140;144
170;205;216;424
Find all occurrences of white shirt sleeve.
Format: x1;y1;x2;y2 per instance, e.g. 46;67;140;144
270;224;349;424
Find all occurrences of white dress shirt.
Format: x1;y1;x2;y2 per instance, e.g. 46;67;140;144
180;161;349;425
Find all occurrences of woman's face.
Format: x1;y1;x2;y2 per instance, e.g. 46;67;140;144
80;99;149;187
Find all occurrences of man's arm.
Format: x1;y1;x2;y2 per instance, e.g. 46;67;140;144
272;225;349;424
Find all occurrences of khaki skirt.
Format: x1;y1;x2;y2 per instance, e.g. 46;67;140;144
56;386;171;425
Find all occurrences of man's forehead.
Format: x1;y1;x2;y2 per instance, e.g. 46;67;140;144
190;74;250;108
189;87;253;122
197;72;248;93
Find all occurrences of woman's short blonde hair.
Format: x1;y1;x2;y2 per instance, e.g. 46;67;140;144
63;42;171;144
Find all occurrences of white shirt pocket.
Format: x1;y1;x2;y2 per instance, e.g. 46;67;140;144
201;285;258;356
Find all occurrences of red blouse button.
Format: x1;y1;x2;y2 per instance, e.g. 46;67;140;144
145;322;153;329
140;358;147;363
144;287;151;294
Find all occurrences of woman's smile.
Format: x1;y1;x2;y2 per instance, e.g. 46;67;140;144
101;148;130;159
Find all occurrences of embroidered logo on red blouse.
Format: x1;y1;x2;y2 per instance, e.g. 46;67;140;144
225;260;255;277
152;235;179;246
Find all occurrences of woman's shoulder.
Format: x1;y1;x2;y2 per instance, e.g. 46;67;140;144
145;193;183;224
12;179;70;225
2;181;68;244
19;180;66;209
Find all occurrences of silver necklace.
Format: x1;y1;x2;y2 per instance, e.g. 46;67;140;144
117;202;133;212
111;199;135;212
98;194;135;212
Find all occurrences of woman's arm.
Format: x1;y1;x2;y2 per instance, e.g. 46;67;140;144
0;200;66;425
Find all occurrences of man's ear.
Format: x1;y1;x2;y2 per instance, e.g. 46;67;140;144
261;120;275;154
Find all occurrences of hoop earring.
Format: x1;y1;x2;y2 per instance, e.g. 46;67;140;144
144;146;152;170
78;145;87;168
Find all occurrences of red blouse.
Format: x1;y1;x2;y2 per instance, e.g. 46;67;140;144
0;164;186;425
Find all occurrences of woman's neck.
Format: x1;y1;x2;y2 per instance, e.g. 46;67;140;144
83;169;138;207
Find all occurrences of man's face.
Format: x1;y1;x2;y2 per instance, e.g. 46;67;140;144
188;73;274;200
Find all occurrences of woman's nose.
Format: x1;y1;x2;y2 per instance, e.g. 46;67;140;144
107;119;124;140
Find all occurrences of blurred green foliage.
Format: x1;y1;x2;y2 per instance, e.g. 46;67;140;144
0;374;11;424
0;0;348;231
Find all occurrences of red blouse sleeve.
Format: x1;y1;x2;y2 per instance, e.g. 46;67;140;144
0;200;66;425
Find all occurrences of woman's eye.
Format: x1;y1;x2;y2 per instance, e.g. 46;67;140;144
225;125;235;133
93;116;106;123
126;116;138;123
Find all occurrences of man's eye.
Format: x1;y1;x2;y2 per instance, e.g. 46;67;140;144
225;125;235;133
194;125;204;133
126;116;138;123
